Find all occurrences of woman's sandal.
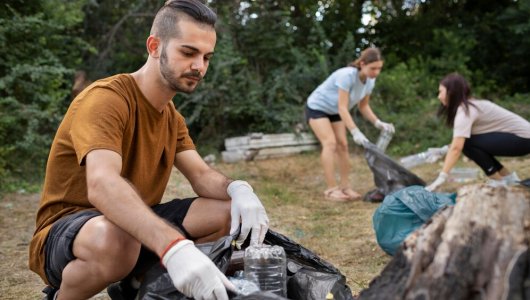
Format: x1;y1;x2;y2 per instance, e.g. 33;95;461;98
341;187;361;200
324;187;352;202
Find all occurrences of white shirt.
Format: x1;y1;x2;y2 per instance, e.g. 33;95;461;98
453;99;530;139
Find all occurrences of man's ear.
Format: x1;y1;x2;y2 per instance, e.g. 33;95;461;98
147;36;161;58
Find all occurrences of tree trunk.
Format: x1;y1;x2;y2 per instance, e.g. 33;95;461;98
358;184;530;300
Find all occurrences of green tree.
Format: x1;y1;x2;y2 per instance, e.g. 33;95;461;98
369;0;524;92
80;0;162;79
495;0;530;92
2;0;529;191
0;0;90;191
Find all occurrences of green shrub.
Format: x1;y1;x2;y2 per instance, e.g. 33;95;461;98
0;1;90;192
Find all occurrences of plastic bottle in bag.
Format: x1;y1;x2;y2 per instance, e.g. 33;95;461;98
376;129;393;152
399;145;449;169
244;244;287;297
229;271;261;296
448;167;480;183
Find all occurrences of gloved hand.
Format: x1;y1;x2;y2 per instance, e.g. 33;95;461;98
425;172;448;192
374;119;395;134
227;180;269;248
162;239;236;300
350;127;370;146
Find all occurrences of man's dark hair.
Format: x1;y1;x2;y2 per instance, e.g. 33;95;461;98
151;0;217;42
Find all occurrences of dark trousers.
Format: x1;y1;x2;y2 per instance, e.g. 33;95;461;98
463;132;530;175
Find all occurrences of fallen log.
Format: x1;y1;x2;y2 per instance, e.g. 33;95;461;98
358;184;530;300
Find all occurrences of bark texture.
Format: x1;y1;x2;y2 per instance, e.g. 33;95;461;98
358;184;530;300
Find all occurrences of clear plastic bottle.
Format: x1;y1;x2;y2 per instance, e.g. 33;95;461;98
399;145;449;169
244;244;287;297
399;151;429;169
376;129;394;152
229;272;260;296
448;167;479;183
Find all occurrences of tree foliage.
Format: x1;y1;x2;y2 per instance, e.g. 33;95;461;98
0;0;91;190
1;0;529;192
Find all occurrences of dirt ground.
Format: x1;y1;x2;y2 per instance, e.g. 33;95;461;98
1;151;529;299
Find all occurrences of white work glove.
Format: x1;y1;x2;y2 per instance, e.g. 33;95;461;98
227;180;269;248
374;119;395;134
350;128;370;146
162;240;236;299
425;172;448;192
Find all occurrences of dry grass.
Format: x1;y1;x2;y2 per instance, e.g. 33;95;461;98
1;150;529;299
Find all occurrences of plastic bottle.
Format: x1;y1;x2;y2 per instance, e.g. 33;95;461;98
399;145;449;169
399;151;429;169
229;272;260;296
244;244;287;297
448;167;479;183
376;129;394;152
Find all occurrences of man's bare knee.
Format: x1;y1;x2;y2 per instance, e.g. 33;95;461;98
74;217;140;282
184;198;231;243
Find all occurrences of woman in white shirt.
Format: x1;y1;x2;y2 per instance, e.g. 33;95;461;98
426;73;530;191
305;47;394;201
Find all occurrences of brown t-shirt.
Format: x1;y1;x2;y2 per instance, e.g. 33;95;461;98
29;74;195;283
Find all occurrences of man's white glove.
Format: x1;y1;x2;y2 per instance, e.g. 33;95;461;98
350;128;370;146
162;240;236;300
425;172;448;192
374;119;395;134
227;180;269;248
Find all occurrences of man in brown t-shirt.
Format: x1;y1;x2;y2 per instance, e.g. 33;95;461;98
29;1;269;299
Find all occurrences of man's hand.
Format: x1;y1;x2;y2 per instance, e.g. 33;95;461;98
425;172;448;192
162;240;236;299
374;119;395;134
350;128;370;146
227;180;269;248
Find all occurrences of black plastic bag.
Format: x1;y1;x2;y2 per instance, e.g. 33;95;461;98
363;143;426;202
138;230;354;300
266;230;354;300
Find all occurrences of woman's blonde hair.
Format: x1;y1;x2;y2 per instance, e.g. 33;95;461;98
348;47;383;69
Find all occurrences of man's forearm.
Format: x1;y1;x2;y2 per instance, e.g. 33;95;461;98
88;173;183;256
190;168;232;200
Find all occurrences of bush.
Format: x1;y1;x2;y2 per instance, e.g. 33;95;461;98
0;2;89;192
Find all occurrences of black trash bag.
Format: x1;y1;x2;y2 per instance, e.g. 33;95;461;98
137;236;238;300
265;230;354;300
138;230;354;300
363;143;426;202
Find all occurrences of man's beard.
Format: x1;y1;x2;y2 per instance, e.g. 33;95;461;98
160;46;202;94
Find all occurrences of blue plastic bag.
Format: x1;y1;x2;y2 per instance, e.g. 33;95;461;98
372;186;456;256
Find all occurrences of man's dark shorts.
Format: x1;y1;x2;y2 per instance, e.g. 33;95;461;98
44;197;196;288
305;105;342;123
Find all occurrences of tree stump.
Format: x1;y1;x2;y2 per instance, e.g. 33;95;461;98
358;184;530;300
